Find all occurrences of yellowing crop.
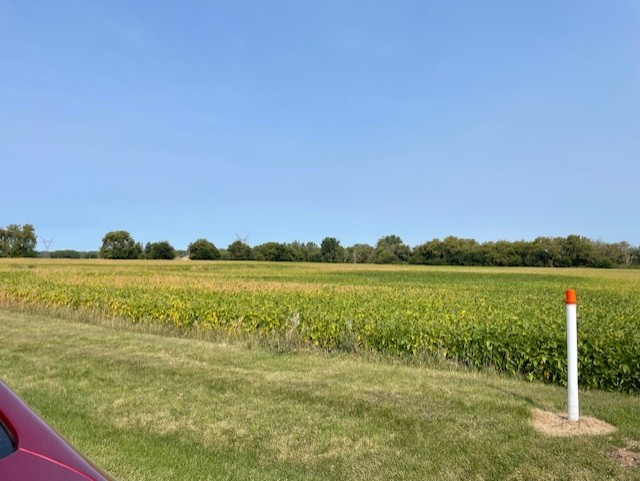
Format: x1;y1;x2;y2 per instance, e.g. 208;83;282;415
1;259;638;392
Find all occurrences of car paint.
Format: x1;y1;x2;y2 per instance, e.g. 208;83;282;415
0;381;117;481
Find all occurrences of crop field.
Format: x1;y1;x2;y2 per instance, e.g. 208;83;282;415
0;259;638;392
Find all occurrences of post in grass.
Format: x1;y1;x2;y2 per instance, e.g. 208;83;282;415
565;289;579;421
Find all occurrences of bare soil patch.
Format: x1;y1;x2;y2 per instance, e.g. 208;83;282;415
531;408;616;437
608;441;640;468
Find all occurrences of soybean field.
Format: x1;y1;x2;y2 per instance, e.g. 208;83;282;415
0;259;638;392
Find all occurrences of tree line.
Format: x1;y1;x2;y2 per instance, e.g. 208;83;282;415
96;230;640;267
2;224;640;268
0;224;37;257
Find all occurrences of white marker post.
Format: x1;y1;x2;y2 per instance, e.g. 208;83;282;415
566;289;579;421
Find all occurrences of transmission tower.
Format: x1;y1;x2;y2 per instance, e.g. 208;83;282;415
39;237;54;257
235;233;250;244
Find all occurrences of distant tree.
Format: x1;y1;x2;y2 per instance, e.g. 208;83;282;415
374;235;411;264
99;231;142;259
286;241;309;262
593;241;631;267
0;224;37;258
630;246;640;266
442;237;481;265
227;240;253;260
188;238;220;260
304;242;323;262
254;242;277;261
146;241;176;260
253;242;295;261
615;241;634;266
52;250;98;259
19;224;37;257
525;237;562;267
320;237;344;263
347;243;375;264
560;235;596;267
482;240;521;266
353;244;369;264
412;239;445;265
49;250;82;259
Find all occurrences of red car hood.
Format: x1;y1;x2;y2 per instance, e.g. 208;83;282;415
0;381;116;481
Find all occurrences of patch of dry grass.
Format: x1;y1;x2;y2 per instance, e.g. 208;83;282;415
530;408;617;437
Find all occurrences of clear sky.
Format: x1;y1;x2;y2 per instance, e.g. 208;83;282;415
2;1;639;251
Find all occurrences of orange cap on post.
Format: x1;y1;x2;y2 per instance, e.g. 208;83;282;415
565;289;577;305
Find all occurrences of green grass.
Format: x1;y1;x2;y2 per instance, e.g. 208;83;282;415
2;309;639;480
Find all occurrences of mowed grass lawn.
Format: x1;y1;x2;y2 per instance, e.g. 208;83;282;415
2;310;639;480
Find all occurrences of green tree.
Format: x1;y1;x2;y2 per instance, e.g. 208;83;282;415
481;240;522;266
50;250;82;259
320;237;344;263
525;237;562;267
304;242;323;262
227;240;253;260
188;239;220;260
444;237;481;265
592;241;630;267
146;241;176;260
99;231;142;259
0;224;37;258
631;246;640;266
347;243;375;264
374;235;411;264
253;242;295;261
560;235;596;267
412;239;445;265
0;229;6;258
286;241;309;262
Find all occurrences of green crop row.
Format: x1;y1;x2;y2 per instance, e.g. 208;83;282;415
0;260;638;392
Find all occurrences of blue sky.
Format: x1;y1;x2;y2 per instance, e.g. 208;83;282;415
2;1;639;251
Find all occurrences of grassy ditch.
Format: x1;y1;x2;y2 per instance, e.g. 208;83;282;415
1;309;639;480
